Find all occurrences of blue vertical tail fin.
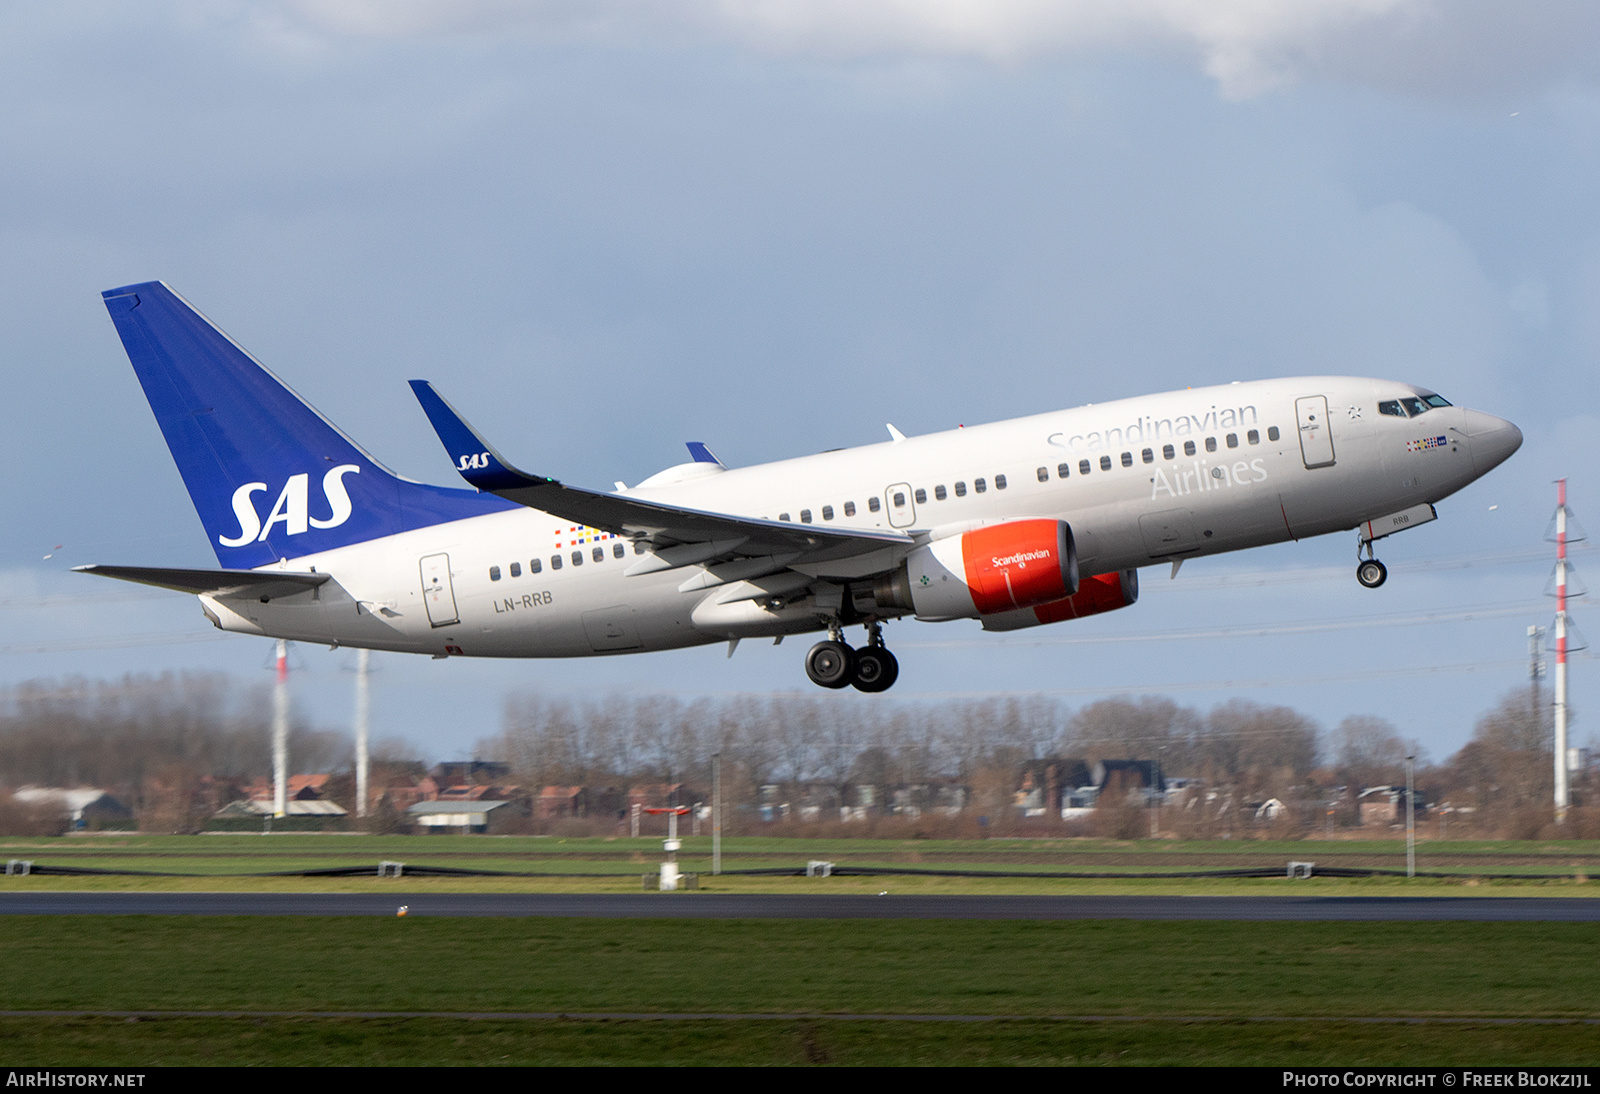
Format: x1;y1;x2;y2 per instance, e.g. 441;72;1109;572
102;282;512;568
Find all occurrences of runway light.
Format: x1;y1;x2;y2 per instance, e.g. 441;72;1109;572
397;905;408;917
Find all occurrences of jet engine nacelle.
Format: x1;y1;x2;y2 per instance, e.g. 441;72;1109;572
875;519;1078;621
980;568;1140;632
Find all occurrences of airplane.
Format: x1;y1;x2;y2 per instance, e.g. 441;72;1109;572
79;281;1523;692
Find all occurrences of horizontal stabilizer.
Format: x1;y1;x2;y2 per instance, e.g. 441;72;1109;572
75;564;329;600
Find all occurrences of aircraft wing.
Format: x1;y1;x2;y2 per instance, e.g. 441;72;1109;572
409;381;913;568
75;564;330;600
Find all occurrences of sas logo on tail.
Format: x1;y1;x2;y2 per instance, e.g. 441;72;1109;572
219;465;360;547
456;452;492;471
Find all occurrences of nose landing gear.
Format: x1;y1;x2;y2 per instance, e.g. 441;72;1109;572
804;619;899;691
1356;538;1388;589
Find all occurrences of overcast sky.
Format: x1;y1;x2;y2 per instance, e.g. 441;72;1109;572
2;1;1597;763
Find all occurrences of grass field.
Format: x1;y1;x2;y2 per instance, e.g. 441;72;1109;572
2;833;1598;894
4;835;1598;1064
6;1015;1598;1067
2;917;1599;1065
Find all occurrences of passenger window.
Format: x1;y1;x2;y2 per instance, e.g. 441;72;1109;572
1141;449;1153;464
593;547;604;562
1099;456;1112;472
868;497;881;512
551;555;562;570
974;478;987;494
1120;452;1133;468
891;493;905;507
1057;463;1070;478
994;475;1007;490
634;541;648;555
1183;441;1196;456
1267;426;1280;441
1226;434;1238;448
509;562;521;578
934;485;947;501
1205;437;1217;453
954;482;967;497
1162;444;1175;460
800;509;812;523
844;501;856;517
613;543;625;558
489;566;501;581
571;551;583;566
1078;460;1091;476
1036;467;1049;483
822;505;834;521
1247;430;1259;445
529;558;542;574
779;513;791;522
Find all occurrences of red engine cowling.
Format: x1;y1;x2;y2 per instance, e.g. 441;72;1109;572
891;519;1079;620
981;569;1139;632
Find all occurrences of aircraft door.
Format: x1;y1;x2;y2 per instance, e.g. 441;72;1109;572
885;483;917;528
1295;396;1336;469
419;553;460;627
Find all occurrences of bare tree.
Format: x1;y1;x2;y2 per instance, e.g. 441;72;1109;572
1334;715;1411;791
1196;699;1321;796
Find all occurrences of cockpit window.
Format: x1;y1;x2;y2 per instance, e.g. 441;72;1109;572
1381;393;1451;418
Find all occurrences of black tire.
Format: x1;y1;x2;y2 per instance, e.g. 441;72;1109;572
851;647;899;693
1356;559;1388;589
805;640;856;689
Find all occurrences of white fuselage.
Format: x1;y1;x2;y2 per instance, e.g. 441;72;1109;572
200;377;1518;658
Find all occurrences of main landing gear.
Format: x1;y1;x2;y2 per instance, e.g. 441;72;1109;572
1356;538;1388;589
805;619;899;692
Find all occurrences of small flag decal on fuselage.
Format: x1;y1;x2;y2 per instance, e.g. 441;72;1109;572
1406;435;1448;452
556;524;616;548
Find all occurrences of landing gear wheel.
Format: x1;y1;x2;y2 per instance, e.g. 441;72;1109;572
1356;559;1388;589
851;647;899;693
805;640;856;689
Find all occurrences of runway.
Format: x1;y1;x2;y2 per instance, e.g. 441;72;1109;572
3;892;1599;920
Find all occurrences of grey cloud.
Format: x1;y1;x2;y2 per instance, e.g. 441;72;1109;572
276;0;1600;101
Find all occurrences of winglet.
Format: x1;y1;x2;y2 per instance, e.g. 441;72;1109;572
686;442;723;466
408;380;552;492
886;423;907;443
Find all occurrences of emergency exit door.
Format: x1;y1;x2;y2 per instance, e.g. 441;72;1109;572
885;483;917;528
420;553;459;627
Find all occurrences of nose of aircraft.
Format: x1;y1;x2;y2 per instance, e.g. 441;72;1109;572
1457;409;1523;475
